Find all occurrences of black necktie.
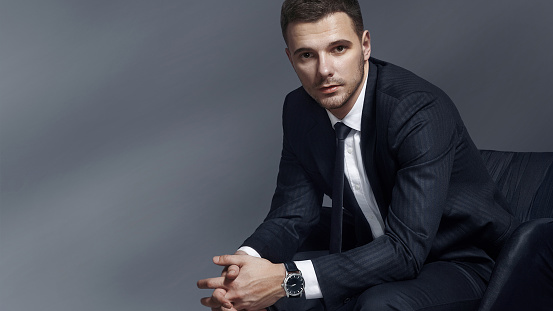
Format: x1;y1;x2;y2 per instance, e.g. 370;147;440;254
330;122;352;254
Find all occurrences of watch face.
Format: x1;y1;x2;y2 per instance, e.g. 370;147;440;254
285;274;304;296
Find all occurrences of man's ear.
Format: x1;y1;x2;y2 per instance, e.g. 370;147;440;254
285;47;294;67
362;30;371;61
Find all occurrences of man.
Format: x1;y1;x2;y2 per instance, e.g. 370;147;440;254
198;0;519;310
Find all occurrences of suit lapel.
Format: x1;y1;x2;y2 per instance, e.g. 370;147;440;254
361;60;388;220
306;99;336;190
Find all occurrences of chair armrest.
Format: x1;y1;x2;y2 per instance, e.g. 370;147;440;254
479;218;553;311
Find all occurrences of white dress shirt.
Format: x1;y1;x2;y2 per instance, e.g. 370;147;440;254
239;69;385;299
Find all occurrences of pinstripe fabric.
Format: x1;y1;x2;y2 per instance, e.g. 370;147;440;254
242;58;519;310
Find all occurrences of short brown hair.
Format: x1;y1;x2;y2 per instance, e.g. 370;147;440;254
280;0;364;43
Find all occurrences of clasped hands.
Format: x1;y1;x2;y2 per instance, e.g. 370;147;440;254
197;251;286;311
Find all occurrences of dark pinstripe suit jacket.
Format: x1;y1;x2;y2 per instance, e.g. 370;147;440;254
242;58;519;310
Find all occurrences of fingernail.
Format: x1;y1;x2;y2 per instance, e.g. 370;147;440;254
213;256;219;263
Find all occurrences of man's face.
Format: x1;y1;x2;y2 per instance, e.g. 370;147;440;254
285;12;371;118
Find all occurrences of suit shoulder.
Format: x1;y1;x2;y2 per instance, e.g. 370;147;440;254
281;86;327;138
372;58;448;102
370;58;462;138
284;86;312;107
283;86;320;117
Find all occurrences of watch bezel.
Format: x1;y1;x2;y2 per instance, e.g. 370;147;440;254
283;272;305;297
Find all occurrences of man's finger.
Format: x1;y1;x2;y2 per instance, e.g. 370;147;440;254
218;305;239;311
200;296;215;308
213;254;246;267
200;289;231;308
219;304;239;311
213;288;233;309
225;264;239;280
200;296;220;308
197;277;226;289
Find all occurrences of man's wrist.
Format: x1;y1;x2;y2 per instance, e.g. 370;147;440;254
237;246;261;258
277;263;287;298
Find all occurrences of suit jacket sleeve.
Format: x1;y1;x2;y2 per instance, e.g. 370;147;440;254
312;91;460;310
241;97;324;262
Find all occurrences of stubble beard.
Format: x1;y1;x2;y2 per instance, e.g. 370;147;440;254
311;54;365;111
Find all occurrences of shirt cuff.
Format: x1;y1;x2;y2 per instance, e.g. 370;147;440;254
237;246;261;258
295;260;323;299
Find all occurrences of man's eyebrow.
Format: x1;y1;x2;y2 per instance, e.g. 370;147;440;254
329;39;353;47
293;47;312;56
292;39;354;56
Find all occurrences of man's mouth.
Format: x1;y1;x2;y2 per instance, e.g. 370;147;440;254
319;85;340;94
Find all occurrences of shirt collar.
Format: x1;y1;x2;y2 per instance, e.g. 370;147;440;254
326;69;369;132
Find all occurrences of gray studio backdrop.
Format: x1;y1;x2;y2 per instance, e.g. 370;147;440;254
1;1;552;310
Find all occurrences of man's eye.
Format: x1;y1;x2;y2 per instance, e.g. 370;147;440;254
301;52;312;59
335;46;346;52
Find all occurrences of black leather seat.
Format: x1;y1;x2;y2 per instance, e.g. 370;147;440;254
478;150;553;310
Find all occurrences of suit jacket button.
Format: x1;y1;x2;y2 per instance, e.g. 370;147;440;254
344;297;351;304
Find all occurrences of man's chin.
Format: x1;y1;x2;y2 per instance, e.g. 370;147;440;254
316;97;347;111
305;88;346;110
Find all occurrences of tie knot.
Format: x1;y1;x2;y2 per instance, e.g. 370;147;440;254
334;122;351;140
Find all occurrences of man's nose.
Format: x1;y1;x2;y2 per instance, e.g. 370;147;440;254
317;54;334;78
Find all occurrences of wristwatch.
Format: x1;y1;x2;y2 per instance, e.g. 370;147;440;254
282;261;305;298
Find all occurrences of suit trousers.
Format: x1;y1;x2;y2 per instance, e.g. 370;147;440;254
271;209;490;311
273;260;487;311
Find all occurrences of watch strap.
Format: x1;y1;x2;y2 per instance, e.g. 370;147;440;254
283;261;299;273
